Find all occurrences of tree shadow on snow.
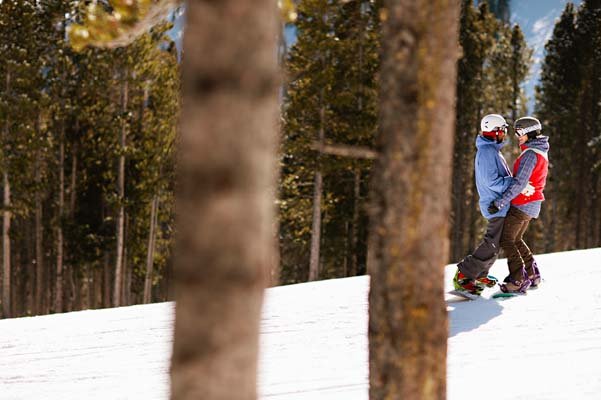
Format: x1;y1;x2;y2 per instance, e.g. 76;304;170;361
447;298;503;337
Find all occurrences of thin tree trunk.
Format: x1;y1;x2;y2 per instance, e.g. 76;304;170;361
2;70;11;319
114;73;128;307
70;142;78;217
2;173;11;319
308;90;326;281
103;251;111;308
122;223;130;306
34;152;44;315
368;1;459;399
349;168;361;276
143;195;159;304
170;1;279;398
55;128;65;313
26;220;35;314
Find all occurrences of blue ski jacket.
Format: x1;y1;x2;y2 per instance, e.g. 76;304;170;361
474;135;513;219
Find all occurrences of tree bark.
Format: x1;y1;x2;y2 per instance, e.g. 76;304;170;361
368;1;459;399
2;70;11;319
350;168;361;276
143;195;159;304
114;72;128;307
55;127;65;313
34;151;44;315
2;168;11;319
308;90;325;281
170;0;279;399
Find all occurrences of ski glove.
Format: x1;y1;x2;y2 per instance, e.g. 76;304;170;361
488;201;500;215
521;182;535;197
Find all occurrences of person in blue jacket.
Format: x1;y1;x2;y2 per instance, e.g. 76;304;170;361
452;114;528;296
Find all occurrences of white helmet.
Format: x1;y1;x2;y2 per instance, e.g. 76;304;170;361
480;114;508;143
480;114;507;133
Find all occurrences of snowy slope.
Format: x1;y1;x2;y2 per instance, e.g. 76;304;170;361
1;248;601;400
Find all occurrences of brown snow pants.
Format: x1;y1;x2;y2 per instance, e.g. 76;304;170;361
500;206;534;282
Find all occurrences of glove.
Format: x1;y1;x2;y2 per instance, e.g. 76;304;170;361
521;182;535;197
488;201;500;215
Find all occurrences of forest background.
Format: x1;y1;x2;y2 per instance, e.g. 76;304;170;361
0;0;599;318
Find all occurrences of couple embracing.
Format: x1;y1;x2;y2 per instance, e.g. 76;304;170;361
453;114;549;297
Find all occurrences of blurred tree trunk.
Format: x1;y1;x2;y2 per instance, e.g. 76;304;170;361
2;70;12;319
308;90;325;281
55;126;65;313
170;0;279;399
35;152;44;315
114;73;128;307
143;195;159;303
368;1;459;399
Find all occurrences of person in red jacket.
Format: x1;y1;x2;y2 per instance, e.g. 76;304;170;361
488;116;549;294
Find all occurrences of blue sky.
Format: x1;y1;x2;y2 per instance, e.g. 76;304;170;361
513;0;582;111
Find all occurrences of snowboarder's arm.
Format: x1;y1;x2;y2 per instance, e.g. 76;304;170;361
481;151;513;193
494;151;537;208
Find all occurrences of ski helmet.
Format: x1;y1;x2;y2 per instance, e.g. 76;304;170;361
480;114;508;143
514;117;542;141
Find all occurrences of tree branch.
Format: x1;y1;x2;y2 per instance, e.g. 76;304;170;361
310;141;378;160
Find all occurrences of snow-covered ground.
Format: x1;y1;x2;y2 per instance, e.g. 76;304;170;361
1;248;600;399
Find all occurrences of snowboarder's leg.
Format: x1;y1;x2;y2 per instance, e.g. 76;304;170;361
499;208;532;293
457;217;504;280
513;218;541;287
499;207;528;282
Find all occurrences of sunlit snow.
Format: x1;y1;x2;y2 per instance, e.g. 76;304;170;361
1;248;600;399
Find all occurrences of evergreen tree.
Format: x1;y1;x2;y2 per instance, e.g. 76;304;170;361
450;1;531;262
280;0;379;283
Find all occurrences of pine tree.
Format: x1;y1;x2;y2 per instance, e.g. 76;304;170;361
280;0;379;283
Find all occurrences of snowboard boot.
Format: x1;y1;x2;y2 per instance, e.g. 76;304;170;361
476;274;498;288
453;269;485;296
526;261;541;288
499;270;531;294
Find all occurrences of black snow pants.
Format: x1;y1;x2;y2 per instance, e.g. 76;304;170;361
457;217;505;280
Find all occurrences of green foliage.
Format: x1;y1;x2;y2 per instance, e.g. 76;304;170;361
0;0;179;315
536;2;601;250
280;0;379;283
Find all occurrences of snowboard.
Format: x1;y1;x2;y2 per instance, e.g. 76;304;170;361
447;290;481;301
491;291;527;299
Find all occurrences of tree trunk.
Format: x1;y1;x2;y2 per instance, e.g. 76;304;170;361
70;142;78;217
55;129;65;313
308;91;326;281
170;0;279;399
143;195;159;304
114;73;128;307
2;70;11;319
103;251;111;308
368;1;459;399
34;151;45;315
349;168;361;276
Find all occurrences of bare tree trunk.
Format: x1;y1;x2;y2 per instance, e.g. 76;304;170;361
55;129;65;313
350;168;361;276
103;251;111;308
114;73;128;307
34;153;44;315
170;0;279;399
70;142;78;217
2;70;11;319
308;90;326;281
122;229;130;306
143;195;159;304
368;1;459;399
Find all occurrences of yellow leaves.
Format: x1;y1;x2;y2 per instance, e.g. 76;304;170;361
278;0;297;23
68;0;178;52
